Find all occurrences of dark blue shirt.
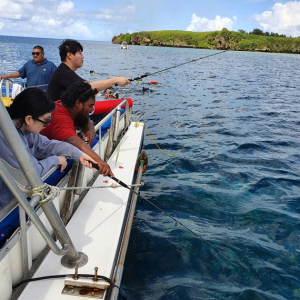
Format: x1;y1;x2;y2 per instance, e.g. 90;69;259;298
18;59;57;91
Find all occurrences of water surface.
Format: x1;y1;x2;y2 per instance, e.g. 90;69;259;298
1;36;300;300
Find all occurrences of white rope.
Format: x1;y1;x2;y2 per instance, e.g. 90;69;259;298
59;182;144;191
25;182;144;205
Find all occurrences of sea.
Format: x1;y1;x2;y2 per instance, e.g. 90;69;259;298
1;35;300;300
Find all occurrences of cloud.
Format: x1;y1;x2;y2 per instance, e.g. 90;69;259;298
186;14;235;32
0;0;98;39
57;1;74;15
251;1;300;37
95;4;136;22
0;0;137;40
0;0;23;19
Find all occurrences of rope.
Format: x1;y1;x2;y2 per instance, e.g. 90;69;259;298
60;182;144;191
27;183;60;206
25;182;144;205
135;115;226;157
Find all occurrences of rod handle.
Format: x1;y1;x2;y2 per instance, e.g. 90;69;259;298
88;161;129;189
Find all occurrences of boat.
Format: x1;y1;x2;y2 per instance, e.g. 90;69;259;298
0;79;145;300
120;42;128;50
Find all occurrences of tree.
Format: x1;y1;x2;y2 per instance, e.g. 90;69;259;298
249;28;264;36
221;27;231;40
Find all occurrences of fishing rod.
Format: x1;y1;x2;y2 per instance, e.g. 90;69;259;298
128;50;227;82
89;162;230;258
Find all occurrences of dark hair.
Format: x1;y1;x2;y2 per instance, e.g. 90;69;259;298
61;81;98;108
33;45;44;52
8;88;55;128
59;39;83;62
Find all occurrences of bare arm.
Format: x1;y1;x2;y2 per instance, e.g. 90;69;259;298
0;71;21;80
89;77;130;92
64;135;113;176
78;119;95;146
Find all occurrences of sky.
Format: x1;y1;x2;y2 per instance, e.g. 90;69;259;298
1;0;300;41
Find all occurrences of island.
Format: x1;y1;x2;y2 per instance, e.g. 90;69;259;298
112;29;300;54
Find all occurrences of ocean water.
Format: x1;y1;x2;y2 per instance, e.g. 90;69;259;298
1;36;300;300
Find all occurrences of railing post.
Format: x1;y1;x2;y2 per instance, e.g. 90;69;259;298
105;111;117;161
113;106;120;143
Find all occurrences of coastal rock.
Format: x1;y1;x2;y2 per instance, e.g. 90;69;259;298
216;36;230;50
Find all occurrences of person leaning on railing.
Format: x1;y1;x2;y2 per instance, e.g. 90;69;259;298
0;88;97;211
41;80;114;177
0;45;57;91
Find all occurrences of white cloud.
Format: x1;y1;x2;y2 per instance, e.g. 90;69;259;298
30;15;62;29
15;0;33;3
251;1;300;37
95;4;136;22
186;14;235;32
59;21;93;39
0;0;137;40
57;1;74;15
0;0;23;19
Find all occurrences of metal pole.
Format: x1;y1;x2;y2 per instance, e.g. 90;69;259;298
0;99;87;268
0;160;68;255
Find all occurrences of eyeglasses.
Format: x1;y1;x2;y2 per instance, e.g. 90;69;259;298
32;52;43;56
33;116;51;127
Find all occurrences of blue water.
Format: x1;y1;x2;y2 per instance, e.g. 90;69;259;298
1;36;300;300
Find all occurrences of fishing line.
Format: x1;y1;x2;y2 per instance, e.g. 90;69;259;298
86;50;226;99
136;119;225;157
88;162;231;260
128;51;226;82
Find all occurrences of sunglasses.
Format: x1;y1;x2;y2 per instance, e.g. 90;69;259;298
33;116;51;127
32;52;43;56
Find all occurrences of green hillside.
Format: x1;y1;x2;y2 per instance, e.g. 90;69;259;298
112;29;300;54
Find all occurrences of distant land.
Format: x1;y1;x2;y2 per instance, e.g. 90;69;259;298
112;29;300;54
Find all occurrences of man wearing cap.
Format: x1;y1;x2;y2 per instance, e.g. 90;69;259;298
0;46;57;91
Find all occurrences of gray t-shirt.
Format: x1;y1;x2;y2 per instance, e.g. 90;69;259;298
0;121;83;209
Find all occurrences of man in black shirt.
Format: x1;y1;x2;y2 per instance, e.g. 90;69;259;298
48;39;130;101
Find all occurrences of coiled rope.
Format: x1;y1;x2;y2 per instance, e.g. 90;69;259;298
27;183;60;206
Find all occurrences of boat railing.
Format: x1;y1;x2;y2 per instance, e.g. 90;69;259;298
0;96;88;287
0;98;133;284
60;99;132;222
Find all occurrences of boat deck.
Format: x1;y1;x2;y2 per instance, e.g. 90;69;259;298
18;122;144;300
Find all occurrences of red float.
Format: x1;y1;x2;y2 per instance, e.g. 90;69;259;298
91;98;133;115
